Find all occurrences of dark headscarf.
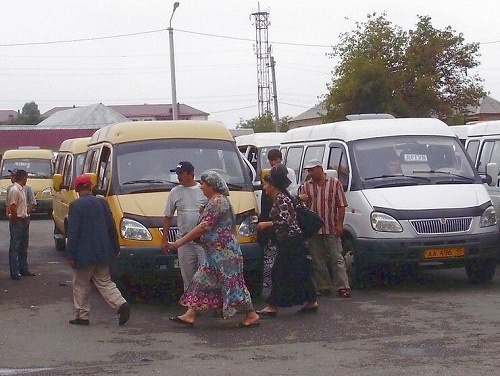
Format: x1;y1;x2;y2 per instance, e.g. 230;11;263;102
264;163;291;192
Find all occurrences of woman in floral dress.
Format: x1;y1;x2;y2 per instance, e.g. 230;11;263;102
168;170;260;327
256;164;318;316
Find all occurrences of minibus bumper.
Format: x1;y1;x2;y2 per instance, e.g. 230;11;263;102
32;198;53;215
111;242;264;295
355;231;499;267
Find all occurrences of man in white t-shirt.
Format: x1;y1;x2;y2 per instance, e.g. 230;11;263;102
161;161;207;290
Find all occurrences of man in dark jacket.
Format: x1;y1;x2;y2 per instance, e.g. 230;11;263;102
66;174;130;326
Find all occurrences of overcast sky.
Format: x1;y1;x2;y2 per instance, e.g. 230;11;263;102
1;0;500;128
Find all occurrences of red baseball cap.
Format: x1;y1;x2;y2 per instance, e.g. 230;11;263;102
74;174;92;191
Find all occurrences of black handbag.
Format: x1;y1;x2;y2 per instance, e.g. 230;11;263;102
295;204;324;238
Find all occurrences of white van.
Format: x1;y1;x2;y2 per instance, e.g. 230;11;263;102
235;132;285;179
280;118;498;286
464;120;500;225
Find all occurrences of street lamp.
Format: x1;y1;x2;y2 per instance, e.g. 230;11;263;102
168;2;180;120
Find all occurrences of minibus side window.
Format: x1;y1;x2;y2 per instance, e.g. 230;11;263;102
328;146;349;190
477;140;495;174
284;146;304;184
54;154;66;174
247;146;258;173
97;147;111;192
62;155;73;187
86;148;100;173
466;140;480;168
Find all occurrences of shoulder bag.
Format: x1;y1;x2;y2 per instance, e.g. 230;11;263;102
295;203;324;238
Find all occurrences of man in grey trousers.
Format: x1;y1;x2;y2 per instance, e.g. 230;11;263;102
162;161;207;290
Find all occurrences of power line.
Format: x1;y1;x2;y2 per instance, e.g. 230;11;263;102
0;28;333;48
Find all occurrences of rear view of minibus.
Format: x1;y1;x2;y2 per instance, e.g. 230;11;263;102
0;148;54;217
83;120;263;297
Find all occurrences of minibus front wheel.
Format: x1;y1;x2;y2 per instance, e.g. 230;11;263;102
342;237;367;289
465;259;496;283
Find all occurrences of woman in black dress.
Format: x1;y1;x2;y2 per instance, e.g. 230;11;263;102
256;164;318;316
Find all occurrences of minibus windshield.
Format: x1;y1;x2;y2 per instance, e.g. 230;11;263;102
1;159;53;179
352;135;478;189
114;139;251;194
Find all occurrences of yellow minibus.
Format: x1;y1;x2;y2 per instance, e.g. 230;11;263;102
82;120;263;296
0;148;54;216
52;137;91;251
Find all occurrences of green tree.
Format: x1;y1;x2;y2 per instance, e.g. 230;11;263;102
237;112;291;132
17;101;42;124
323;13;485;124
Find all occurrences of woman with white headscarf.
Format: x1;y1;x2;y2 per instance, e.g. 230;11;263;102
168;170;260;328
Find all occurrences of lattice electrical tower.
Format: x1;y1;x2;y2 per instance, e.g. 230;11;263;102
251;7;271;118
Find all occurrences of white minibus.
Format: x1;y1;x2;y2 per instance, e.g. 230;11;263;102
280;118;498;286
464;120;500;226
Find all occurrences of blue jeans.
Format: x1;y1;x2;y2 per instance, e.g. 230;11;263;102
9;218;30;276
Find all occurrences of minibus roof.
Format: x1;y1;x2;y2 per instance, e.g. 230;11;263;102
464;120;500;137
2;148;54;159
235;132;285;147
281;118;453;144
89;120;233;145
58;137;92;154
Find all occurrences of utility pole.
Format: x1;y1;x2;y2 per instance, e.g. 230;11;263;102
251;5;271;119
270;55;280;131
168;2;180;120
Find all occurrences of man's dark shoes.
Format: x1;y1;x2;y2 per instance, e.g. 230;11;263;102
69;318;89;326
11;274;21;280
118;302;131;326
21;271;36;276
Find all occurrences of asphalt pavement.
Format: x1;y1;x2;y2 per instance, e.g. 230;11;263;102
0;218;499;375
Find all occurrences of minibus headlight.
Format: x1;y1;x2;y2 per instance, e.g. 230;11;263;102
371;212;403;232
237;214;259;240
42;187;52;197
479;205;497;228
121;218;152;241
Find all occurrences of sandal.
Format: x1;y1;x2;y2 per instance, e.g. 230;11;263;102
337;288;351;298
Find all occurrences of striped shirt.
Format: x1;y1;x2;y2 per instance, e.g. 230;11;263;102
303;176;347;235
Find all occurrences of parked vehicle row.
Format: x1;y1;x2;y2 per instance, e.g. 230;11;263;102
43;117;500;296
239;118;499;287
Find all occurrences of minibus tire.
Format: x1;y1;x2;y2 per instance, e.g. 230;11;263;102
465;259;496;283
342;237;366;289
54;226;66;252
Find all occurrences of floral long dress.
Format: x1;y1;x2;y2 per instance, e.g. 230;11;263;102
179;193;254;318
267;192;316;307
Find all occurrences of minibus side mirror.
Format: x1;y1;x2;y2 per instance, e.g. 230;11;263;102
252;180;263;191
485;162;499;186
53;174;63;192
325;169;338;179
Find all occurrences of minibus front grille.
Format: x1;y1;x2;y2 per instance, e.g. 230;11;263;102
410;217;472;234
159;227;179;242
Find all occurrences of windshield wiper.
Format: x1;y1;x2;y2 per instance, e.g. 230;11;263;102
123;179;178;185
413;170;475;182
29;174;50;178
365;174;430;182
